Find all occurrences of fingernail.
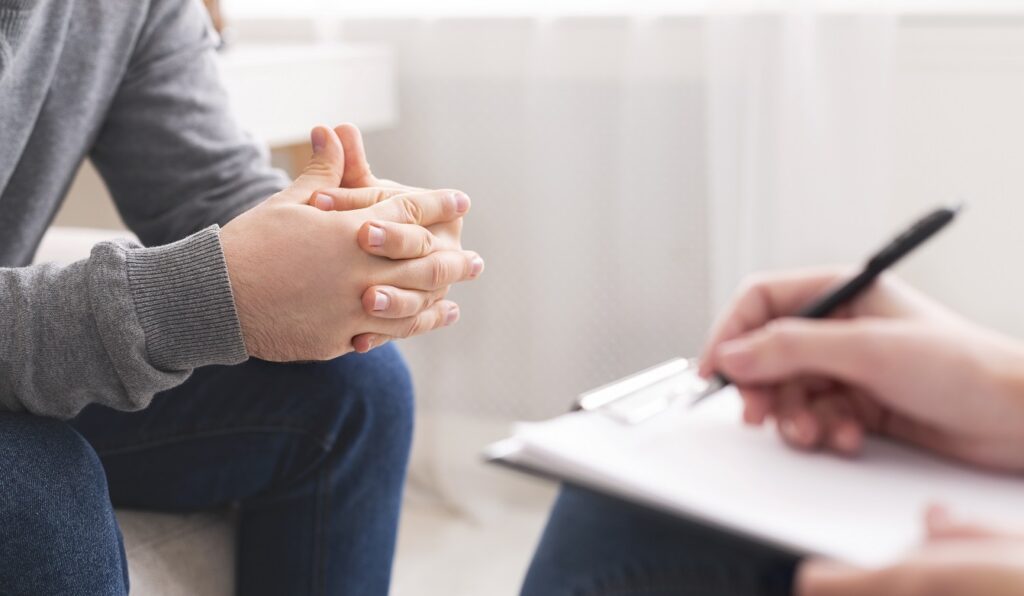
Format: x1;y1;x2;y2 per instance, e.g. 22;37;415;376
445;306;460;326
373;291;390;312
469;256;485;277
367;225;385;248
314;193;334;211
454;192;470;213
311;127;327;153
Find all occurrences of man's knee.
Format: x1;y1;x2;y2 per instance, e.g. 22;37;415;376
285;343;414;461
0;414;111;513
324;343;415;444
0;414;126;594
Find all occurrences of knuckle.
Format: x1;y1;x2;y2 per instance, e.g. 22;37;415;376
403;316;425;338
430;257;451;288
417;231;435;256
404;294;426;317
398;196;423;224
431;221;463;250
303;163;335;179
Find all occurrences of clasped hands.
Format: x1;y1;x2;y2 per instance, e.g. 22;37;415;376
221;124;483;362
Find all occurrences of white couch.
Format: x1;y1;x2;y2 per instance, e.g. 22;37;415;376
36;227;234;596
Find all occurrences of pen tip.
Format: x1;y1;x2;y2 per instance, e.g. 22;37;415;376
689;378;724;409
692;387;716;411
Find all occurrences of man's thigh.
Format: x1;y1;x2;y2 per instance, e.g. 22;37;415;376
0;413;128;595
69;344;413;510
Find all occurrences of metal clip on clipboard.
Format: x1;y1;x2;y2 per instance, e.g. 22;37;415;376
574;358;710;425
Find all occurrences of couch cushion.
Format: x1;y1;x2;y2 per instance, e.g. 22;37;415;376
117;509;234;596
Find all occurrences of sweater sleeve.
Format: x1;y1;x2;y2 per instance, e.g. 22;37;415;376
89;0;289;247
0;226;248;419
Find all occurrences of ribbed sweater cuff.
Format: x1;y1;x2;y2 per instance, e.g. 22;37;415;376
0;3;32;39
0;39;10;74
0;1;34;78
125;226;248;371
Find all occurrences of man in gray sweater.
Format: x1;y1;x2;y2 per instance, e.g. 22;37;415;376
0;0;482;594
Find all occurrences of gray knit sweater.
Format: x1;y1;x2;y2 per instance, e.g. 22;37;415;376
0;0;289;417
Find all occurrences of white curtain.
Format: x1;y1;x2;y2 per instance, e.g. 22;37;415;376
707;10;898;310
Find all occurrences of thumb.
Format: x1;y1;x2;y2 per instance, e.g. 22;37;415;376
714;318;886;388
282;126;345;201
335;123;379;188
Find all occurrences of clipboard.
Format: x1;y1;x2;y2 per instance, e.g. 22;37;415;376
485;359;1024;568
486;358;706;484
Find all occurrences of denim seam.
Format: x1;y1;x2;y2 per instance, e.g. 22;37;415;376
92;426;335;457
314;466;329;596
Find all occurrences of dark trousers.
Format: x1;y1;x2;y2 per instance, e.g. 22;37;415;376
0;344;414;596
522;486;801;596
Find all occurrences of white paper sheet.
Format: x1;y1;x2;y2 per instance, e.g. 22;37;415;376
492;381;1024;567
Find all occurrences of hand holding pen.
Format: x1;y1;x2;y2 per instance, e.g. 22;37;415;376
694;264;1024;470
686;206;1024;470
694;205;960;407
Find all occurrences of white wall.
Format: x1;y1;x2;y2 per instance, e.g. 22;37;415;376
890;16;1024;338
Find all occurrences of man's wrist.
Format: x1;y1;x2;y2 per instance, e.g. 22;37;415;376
125;225;248;371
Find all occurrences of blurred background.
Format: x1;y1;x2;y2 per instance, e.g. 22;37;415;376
53;1;1024;593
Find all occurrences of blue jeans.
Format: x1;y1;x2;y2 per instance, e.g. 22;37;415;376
0;344;413;596
522;486;800;596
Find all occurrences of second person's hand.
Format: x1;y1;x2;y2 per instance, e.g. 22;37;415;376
798;505;1024;596
698;268;1024;472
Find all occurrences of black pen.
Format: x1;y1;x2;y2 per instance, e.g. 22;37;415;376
690;203;963;407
